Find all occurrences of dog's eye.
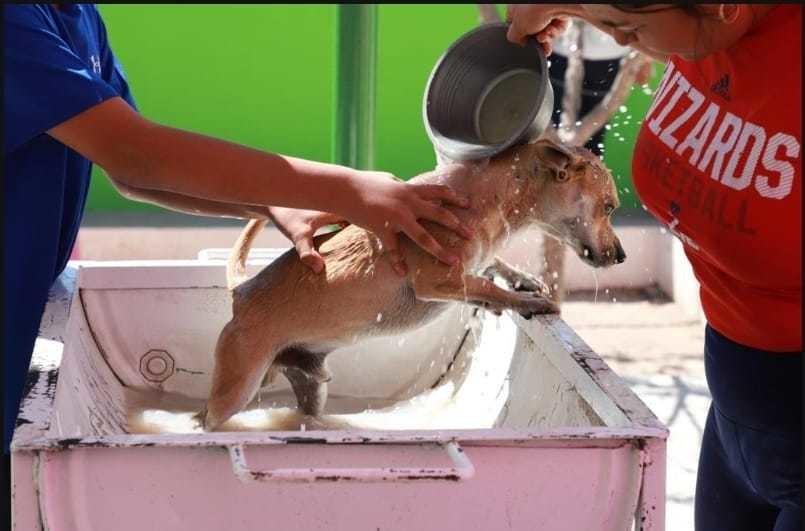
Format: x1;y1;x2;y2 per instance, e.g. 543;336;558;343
604;204;615;216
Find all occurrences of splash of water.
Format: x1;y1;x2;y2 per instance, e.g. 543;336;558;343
496;204;512;245
592;269;599;304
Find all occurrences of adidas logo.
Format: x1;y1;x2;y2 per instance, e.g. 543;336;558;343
711;74;730;101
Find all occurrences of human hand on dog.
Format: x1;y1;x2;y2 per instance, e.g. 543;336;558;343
267;206;348;274
339;168;474;277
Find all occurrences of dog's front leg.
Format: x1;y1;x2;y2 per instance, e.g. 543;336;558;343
482;257;551;297
413;269;558;318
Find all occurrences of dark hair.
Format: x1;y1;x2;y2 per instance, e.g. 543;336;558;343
611;3;704;17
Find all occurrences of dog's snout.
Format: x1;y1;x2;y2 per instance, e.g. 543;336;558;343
615;241;626;264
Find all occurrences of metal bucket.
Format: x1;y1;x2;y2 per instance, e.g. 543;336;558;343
423;22;554;162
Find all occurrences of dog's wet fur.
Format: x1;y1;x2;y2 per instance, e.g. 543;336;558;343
198;138;625;430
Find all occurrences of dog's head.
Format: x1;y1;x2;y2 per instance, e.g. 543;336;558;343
520;138;626;268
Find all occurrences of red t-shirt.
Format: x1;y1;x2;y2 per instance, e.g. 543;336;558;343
632;5;802;352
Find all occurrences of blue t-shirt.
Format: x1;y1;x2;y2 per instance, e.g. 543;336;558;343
3;4;137;451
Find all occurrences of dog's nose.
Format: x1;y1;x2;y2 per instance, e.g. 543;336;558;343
614;241;626;264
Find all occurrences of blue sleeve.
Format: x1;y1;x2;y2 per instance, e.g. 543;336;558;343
3;5;122;153
92;5;137;111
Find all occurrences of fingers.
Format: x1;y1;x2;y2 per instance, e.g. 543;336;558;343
505;5;569;55
309;212;346;231
378;232;408;277
293;231;325;274
400;218;460;267
412;183;470;208
506;18;529;46
416;201;474;239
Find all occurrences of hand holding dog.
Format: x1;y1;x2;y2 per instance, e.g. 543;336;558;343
267;206;348;274
333;168;475;277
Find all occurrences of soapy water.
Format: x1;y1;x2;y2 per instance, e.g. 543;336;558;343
496;204;513;245
125;309;496;435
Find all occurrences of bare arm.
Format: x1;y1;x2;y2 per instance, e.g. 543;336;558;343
111;180;271;220
50;98;367;210
48;97;475;269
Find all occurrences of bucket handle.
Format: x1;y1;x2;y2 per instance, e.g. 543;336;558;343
227;441;475;483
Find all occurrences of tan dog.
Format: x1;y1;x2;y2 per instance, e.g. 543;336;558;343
199;138;625;430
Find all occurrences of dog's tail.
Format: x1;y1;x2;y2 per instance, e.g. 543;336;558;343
227;218;266;290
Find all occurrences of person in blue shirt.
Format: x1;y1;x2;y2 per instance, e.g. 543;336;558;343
3;4;474;452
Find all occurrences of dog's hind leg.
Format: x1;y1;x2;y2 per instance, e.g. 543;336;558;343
283;367;328;416
277;346;332;416
201;321;275;431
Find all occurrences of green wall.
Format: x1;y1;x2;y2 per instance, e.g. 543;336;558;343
90;4;658;212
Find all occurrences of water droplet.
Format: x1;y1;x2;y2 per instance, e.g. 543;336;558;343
619;105;627;113
376;313;383;322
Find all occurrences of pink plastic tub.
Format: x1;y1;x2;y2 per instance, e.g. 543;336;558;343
12;256;667;530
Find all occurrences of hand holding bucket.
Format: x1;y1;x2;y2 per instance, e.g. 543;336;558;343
423;22;554;162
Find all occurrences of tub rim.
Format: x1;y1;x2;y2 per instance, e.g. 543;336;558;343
13;259;668;453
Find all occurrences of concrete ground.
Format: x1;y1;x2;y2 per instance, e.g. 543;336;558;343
561;287;710;531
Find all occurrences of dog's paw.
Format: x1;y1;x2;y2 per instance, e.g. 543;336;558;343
512;275;551;298
517;294;560;319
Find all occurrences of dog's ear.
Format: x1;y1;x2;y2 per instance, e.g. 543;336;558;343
534;138;574;182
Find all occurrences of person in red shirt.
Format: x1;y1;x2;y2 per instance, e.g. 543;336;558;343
508;4;801;530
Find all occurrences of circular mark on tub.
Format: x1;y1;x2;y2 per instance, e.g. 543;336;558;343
140;350;175;383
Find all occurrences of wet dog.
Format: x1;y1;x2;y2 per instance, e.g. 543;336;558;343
199;138;625;430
